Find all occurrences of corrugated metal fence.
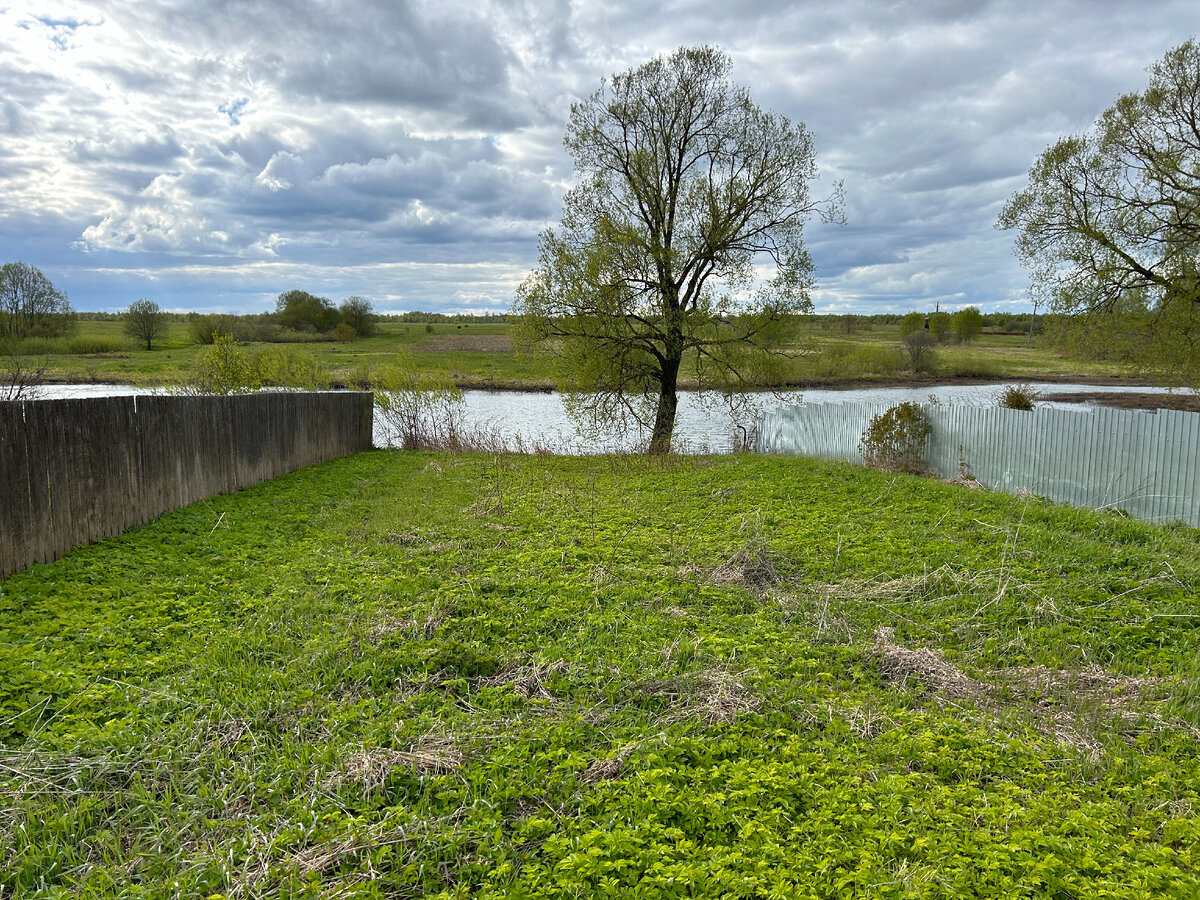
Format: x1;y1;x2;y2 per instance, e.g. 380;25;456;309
757;401;1200;527
1;392;374;577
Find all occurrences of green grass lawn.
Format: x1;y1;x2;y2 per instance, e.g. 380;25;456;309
8;317;1142;390
2;452;1197;897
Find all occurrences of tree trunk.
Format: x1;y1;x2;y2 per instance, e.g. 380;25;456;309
648;353;681;454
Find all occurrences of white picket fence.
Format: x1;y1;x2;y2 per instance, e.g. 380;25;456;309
756;401;1200;527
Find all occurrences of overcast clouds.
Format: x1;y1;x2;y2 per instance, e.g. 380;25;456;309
1;0;1196;315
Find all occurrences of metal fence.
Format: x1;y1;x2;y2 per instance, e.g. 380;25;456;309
1;392;374;578
757;400;1200;527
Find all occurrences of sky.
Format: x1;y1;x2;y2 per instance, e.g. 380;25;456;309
1;1;1196;317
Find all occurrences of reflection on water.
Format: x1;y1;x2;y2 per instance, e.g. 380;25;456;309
33;382;1184;454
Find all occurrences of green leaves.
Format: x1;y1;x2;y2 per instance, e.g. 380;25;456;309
2;451;1198;896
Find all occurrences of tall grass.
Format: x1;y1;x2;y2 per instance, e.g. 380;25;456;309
1;335;131;355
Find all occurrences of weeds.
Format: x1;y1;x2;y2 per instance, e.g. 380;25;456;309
2;452;1198;896
998;382;1042;410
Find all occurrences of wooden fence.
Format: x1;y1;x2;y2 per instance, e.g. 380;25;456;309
1;392;373;578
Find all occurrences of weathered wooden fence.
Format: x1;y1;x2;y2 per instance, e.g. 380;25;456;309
1;392;373;577
757;401;1200;527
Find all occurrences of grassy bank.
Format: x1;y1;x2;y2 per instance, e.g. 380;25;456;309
2;452;1197;897
8;318;1142;390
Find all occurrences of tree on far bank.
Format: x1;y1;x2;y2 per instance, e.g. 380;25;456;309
276;290;338;333
339;296;377;336
0;262;75;338
124;298;166;350
929;311;952;342
998;39;1200;387
952;307;983;343
514;46;843;453
898;312;926;337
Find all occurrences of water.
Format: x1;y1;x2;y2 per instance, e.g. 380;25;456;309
30;382;1187;453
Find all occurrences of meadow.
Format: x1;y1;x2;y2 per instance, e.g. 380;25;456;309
5;316;1140;390
2;450;1197;897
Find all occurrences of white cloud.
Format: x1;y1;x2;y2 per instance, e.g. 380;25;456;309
0;0;1196;312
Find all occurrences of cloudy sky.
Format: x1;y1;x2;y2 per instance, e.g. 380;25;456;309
1;0;1195;316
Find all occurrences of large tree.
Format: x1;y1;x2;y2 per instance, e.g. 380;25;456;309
998;39;1200;387
124;298;166;350
0;262;74;339
514;46;842;453
339;295;377;336
276;289;339;333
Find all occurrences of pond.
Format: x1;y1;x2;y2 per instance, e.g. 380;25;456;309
32;381;1185;453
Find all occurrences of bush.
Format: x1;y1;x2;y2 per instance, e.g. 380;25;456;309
187;314;239;345
254;346;330;390
899;332;938;374
952;307;983;343
372;355;465;450
186;333;260;395
860;401;931;474
929;311;952;342
998;383;1040;411
898;312;926;337
332;323;358;343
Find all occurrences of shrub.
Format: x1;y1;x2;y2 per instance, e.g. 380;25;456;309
898;312;926;337
998;383;1040;411
332;323;358;343
860;401;931;474
899;332;938;374
254;346;330;390
187;333;260;394
187;314;238;345
372;355;466;449
952;307;983;343
1;353;47;401
929;311;952;342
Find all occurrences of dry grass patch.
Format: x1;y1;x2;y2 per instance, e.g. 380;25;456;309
638;667;762;726
334;735;465;796
871;627;988;701
479;660;571;701
708;515;781;590
582;743;638;785
368;605;448;641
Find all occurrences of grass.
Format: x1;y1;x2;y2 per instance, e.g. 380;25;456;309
6;317;1144;390
2;451;1198;897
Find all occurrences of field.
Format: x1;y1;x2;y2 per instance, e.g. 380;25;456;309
5;316;1142;390
3;451;1198;897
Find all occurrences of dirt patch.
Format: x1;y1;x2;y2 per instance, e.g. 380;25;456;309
421;334;514;353
1048;391;1200;413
